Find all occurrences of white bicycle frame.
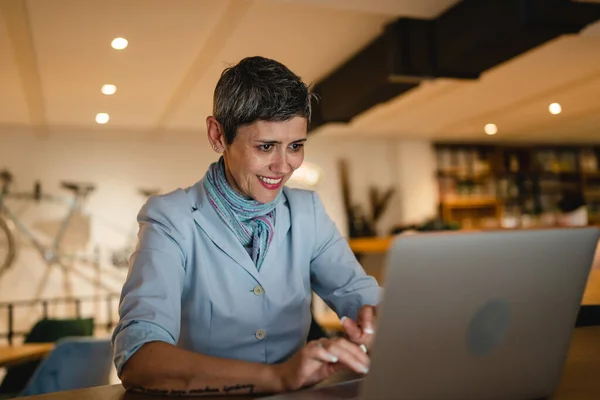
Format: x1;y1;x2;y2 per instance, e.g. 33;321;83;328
0;189;117;293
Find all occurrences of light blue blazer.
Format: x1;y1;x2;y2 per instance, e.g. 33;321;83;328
111;179;381;376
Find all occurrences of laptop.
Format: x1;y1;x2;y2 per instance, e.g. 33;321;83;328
261;227;600;400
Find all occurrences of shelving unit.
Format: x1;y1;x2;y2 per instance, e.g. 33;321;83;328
317;146;600;332
435;143;600;228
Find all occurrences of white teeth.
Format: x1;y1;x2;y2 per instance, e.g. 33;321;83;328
259;176;282;185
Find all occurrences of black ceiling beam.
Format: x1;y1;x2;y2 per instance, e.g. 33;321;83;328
309;19;431;131
433;0;600;78
309;0;600;132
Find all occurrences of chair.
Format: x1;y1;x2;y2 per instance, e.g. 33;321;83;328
17;337;113;397
0;318;94;395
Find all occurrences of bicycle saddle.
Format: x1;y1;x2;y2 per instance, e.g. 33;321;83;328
138;188;160;197
61;181;96;196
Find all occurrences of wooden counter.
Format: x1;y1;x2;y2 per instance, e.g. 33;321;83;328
583;265;600;305
18;326;600;399
347;237;393;254
0;343;54;368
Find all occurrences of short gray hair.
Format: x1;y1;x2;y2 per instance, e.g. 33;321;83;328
213;56;314;144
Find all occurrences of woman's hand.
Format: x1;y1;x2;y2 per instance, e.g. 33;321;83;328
274;337;370;392
341;305;377;351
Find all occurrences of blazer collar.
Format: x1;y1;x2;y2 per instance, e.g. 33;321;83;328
187;179;290;283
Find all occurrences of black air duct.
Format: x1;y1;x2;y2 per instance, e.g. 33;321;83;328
310;0;600;132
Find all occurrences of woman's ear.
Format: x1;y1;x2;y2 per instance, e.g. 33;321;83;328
206;116;226;152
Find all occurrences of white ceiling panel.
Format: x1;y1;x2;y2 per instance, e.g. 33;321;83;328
167;0;392;131
27;0;228;129
350;34;600;142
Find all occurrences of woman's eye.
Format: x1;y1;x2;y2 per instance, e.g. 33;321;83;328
259;144;273;152
290;143;304;151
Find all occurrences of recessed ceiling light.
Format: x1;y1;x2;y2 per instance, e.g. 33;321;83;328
95;113;110;124
101;84;117;95
111;37;128;50
484;123;498;136
549;102;562;115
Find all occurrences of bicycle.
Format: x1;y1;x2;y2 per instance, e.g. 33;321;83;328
0;169;119;296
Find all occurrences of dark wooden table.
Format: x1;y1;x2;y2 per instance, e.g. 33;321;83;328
18;326;600;399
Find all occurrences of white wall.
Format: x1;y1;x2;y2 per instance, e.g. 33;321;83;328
0;131;437;338
394;140;439;225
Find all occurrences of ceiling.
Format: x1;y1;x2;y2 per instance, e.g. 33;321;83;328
1;0;600;143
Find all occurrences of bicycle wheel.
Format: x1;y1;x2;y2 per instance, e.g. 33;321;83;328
0;216;17;277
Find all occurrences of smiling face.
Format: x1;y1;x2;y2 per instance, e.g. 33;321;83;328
207;116;307;204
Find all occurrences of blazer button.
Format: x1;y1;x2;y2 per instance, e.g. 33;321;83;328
253;286;265;296
255;329;266;340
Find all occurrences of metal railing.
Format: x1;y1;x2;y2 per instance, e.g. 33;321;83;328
0;294;121;345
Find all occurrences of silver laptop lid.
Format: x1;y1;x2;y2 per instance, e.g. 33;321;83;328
362;227;599;400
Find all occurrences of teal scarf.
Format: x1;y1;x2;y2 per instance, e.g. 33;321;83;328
203;157;280;271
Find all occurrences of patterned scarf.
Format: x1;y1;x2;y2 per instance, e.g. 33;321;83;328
203;156;280;271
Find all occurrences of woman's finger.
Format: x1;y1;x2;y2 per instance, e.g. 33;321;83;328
323;338;370;374
309;341;339;364
341;316;363;343
357;306;375;335
333;337;370;365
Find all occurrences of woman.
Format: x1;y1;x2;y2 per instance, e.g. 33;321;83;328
112;56;381;396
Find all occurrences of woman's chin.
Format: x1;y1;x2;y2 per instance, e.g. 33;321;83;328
252;189;281;204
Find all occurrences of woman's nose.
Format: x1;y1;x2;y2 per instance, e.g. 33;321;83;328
270;152;292;175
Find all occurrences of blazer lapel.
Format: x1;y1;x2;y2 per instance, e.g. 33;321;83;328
188;180;260;283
